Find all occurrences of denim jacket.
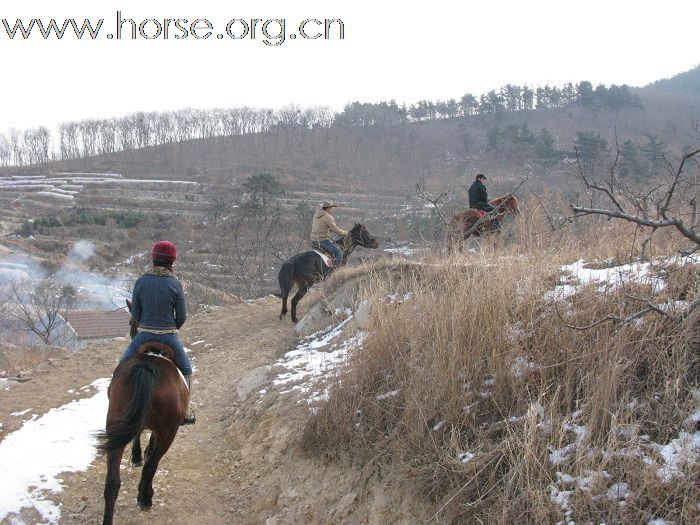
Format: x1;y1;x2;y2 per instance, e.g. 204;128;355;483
130;268;186;333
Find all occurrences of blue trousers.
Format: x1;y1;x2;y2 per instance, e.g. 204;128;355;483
121;331;193;376
313;240;343;264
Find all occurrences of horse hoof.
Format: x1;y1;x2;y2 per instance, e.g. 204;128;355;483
131;459;143;467
137;499;152;510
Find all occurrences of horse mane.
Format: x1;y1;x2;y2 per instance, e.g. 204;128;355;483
335;222;362;244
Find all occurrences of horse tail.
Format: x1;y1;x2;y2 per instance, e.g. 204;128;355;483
278;260;294;318
97;362;157;453
279;261;294;298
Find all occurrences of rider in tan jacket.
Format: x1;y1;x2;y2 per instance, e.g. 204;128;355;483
311;201;347;264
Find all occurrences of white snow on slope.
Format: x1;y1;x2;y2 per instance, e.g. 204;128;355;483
545;258;667;302
0;378;109;524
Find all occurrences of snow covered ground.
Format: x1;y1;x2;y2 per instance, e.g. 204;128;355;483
0;379;109;524
545;255;699;304
271;311;366;409
542;256;700;523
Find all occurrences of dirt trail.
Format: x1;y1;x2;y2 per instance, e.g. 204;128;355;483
1;297;299;524
2;293;421;525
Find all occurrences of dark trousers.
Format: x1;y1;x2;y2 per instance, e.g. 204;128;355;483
472;202;495;213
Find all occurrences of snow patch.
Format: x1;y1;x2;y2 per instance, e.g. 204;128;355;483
0;378;109;523
545;258;667;302
273;316;366;401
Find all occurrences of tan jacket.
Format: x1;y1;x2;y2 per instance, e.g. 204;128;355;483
311;209;347;241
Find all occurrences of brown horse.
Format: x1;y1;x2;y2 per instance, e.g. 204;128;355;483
449;194;519;241
279;223;379;323
97;306;188;525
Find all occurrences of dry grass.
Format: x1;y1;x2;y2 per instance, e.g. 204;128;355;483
302;211;700;524
0;344;66;376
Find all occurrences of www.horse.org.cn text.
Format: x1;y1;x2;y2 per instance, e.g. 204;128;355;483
1;12;346;46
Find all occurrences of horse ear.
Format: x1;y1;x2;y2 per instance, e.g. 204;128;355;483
126;299;132;312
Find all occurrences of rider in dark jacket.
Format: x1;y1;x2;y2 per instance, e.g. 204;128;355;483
120;240;196;425
468;174;500;229
468;174;494;212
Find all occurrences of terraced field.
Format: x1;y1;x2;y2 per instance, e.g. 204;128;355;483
1;172;418;218
0;170;433;307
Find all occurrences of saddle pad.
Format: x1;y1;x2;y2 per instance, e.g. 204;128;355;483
145;351;189;391
313;250;333;268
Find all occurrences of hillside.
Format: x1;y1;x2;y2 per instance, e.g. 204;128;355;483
1;237;698;524
2;69;700;202
644;65;700;96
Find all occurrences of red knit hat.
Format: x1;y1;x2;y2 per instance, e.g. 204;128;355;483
152;240;177;262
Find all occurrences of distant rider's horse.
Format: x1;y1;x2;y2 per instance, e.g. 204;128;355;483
279;223;379;323
98;303;189;525
449;195;519;241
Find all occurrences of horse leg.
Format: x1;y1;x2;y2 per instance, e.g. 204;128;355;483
138;430;176;510
279;262;294;319
130;432;143;467
102;446;125;525
143;431;155;464
290;283;310;324
280;289;289;319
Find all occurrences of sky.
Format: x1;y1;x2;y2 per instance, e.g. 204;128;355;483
2;0;699;131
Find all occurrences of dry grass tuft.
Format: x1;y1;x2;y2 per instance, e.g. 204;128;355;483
302;210;700;524
0;344;66;376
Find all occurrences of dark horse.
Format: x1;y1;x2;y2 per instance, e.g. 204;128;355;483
279;222;379;323
449;194;519;241
97;303;189;525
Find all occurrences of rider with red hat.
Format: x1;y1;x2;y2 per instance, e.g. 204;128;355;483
120;240;195;425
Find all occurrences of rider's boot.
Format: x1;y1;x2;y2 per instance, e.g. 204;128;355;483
181;375;196;425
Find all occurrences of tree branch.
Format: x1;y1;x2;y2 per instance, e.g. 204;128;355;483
555;303;657;331
415;182;450;226
571;205;700;245
660;147;700;219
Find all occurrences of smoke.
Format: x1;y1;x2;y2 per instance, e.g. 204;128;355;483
0;262;30;284
68;240;95;262
0;258;42;290
0;241;134;310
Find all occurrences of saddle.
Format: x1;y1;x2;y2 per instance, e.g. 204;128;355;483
136;342;189;391
312;250;334;268
310;242;335;267
136;341;175;361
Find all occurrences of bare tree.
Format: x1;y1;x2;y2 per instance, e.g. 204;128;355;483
572;145;699;252
570;142;700;321
6;279;76;346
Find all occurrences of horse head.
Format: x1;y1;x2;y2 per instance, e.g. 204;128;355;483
492;194;519;217
500;195;519;216
348;223;379;249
